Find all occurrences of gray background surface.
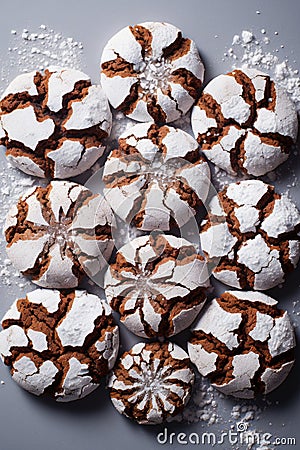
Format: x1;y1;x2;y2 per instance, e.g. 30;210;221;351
0;1;300;449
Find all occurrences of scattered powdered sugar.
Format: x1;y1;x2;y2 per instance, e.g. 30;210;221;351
223;29;300;111
170;371;284;449
171;376;218;424
1;24;84;91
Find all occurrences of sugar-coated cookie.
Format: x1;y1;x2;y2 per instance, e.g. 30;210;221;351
104;234;210;338
0;289;119;401
191;68;298;176
200;180;300;290
109;342;194;424
101;22;204;123
103;122;210;231
4;181;114;288
188;291;295;398
0;67;112;178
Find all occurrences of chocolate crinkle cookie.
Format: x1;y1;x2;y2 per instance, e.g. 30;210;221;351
4;181;114;288
200;179;300;290
104;234;210;338
103;122;210;231
0;67;112;178
0;289;119;402
188;291;295;399
101;21;204;123
191;68;298;176
109;342;194;424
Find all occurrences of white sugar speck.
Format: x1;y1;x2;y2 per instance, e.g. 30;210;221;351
242;30;254;44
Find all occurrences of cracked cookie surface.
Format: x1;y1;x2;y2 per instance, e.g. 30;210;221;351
103;122;210;231
104;234;210;338
200;179;300;290
0;67;112;178
191;68;298;176
188;291;295;398
4;180;114;288
101;22;204;123
109;342;194;424
0;289;119;402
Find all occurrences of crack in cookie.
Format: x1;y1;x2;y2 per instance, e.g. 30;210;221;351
200;179;300;290
104;234;210;338
103;122;210;231
101;22;204;123
191;68;298;176
4;181;114;288
0;289;119;402
0;67;112;178
188;291;295;398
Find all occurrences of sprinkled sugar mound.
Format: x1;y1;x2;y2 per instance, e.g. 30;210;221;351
0;289;119;401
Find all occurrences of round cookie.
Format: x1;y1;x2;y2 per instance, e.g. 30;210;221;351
103;122;210;231
104;234;210;338
191;68;298;176
0;289;119;402
4;180;114;288
101;22;204;123
188;291;295;399
109;342;194;424
200;179;300;290
0;67;112;178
